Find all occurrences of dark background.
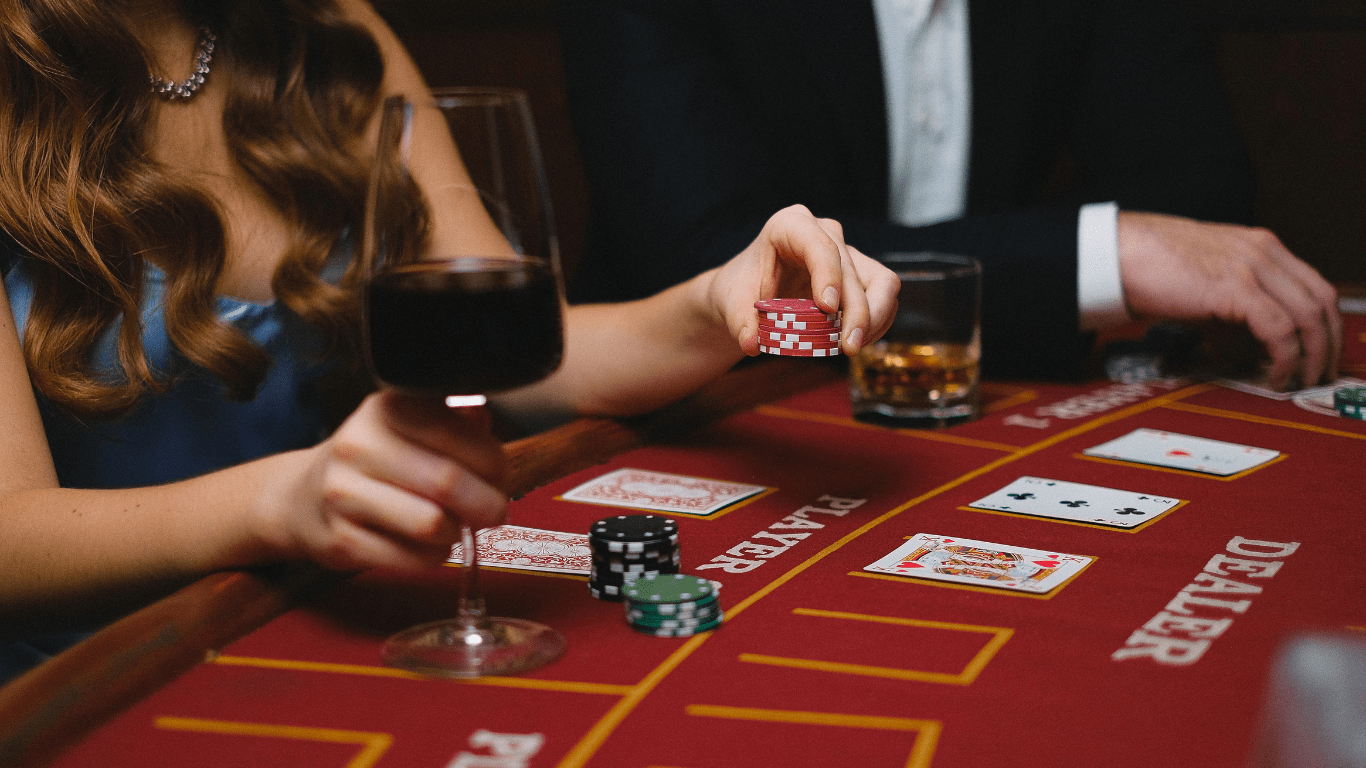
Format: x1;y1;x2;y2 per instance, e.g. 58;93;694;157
376;0;1366;294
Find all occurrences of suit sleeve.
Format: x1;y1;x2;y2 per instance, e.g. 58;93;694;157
1068;0;1256;224
557;0;779;304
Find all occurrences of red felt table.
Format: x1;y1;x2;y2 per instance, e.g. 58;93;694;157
5;316;1366;768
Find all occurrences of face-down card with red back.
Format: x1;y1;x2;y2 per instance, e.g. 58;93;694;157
449;525;592;575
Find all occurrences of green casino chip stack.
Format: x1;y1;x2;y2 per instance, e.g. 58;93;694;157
623;574;724;636
1334;386;1366;420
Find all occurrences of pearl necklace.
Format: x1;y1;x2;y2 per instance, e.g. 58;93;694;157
149;28;217;101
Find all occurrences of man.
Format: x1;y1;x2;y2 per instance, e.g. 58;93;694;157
558;0;1340;387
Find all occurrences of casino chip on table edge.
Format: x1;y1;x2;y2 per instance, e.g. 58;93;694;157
755;298;843;357
1335;386;1366;420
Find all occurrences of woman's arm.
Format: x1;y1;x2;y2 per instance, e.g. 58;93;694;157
496;208;899;418
0;276;509;624
344;0;900;420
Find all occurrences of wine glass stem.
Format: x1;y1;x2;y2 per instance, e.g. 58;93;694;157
458;523;488;631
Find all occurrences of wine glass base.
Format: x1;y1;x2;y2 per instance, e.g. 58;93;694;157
382;617;567;679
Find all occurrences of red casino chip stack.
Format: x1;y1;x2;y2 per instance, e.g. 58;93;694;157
755;298;842;357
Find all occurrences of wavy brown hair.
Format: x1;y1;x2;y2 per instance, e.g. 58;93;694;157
0;0;384;420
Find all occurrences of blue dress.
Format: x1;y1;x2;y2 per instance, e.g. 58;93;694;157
0;243;350;683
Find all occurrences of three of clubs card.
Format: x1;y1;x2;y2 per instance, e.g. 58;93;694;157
558;468;768;516
866;533;1092;594
1082;428;1280;476
966;476;1181;529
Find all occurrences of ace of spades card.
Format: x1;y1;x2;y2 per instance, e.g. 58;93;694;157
965;476;1182;529
557;468;768;516
865;533;1093;594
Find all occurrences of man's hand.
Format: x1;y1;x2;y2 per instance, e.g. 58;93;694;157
1117;211;1341;390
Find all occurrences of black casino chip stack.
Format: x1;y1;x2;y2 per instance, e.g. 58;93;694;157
587;515;681;601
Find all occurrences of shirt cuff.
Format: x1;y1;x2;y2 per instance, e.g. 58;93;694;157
1077;201;1130;330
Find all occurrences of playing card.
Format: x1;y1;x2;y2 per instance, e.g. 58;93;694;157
448;525;591;575
1082;428;1280;476
966;476;1181;528
558;468;768;516
865;533;1092;593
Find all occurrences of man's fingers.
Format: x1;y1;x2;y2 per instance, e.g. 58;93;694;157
1117;212;1343;390
1236;293;1303;391
1242;230;1340;387
1258;272;1332;388
1272;250;1342;382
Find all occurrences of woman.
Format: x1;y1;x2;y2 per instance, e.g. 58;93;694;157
0;0;896;681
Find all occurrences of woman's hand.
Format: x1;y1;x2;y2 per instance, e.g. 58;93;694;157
706;205;899;356
255;390;509;572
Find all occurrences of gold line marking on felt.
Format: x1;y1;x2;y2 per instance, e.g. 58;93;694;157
1006;383;1219;455
1072;451;1289;481
1161;401;1366;442
561;385;1210;767
209;655;631;695
552;485;777;523
684;705;942;768
154;717;392;768
726;388;1209;623
979;383;1040;414
1347;625;1366;633
440;563;589;581
754;405;1024;452
557;634;712;768
738;608;1012;685
957;498;1190;533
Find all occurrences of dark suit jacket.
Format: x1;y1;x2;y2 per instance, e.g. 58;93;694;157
557;0;1255;379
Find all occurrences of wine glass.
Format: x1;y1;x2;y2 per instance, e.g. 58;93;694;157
362;87;567;678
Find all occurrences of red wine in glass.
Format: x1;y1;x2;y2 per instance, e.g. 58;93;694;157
366;257;563;395
365;88;570;679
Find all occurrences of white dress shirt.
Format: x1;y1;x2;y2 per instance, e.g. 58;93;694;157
872;0;1130;330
